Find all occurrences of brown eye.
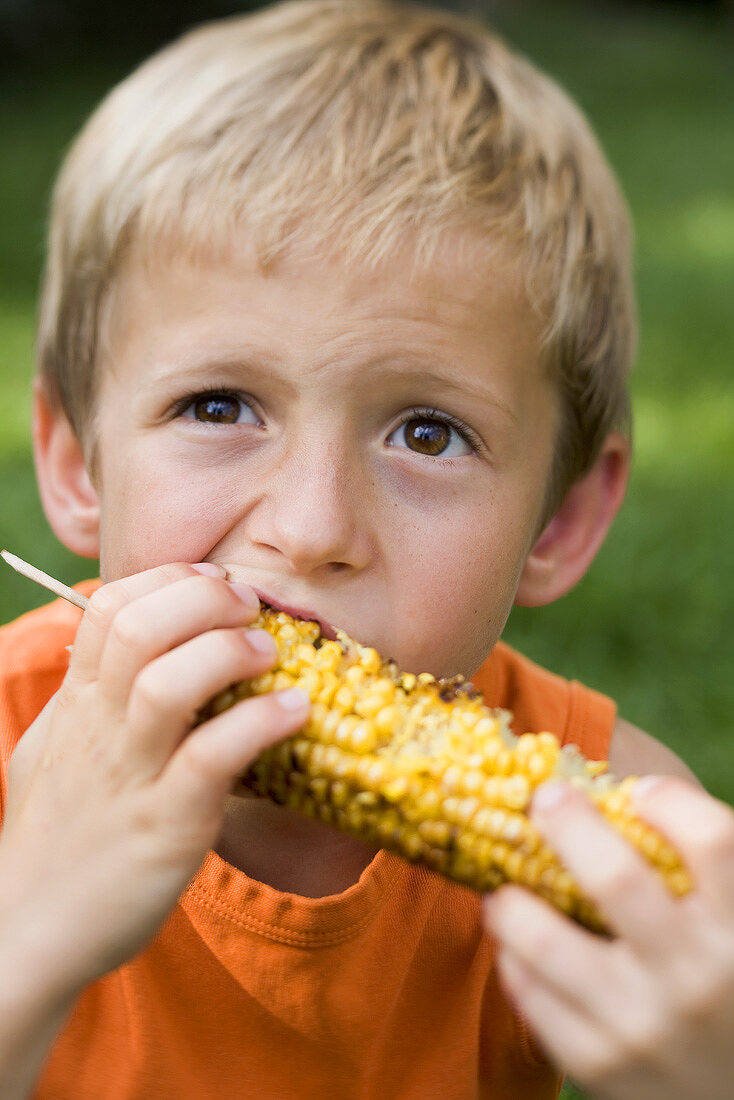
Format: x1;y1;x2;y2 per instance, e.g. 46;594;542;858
193;395;241;423
403;417;451;456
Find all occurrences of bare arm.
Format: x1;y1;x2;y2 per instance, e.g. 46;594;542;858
607;716;701;785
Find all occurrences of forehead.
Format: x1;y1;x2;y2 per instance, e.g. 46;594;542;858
101;226;546;386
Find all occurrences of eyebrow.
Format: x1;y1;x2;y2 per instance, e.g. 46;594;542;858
382;365;520;427
148;351;519;427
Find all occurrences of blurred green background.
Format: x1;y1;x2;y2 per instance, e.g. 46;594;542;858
1;5;732;1094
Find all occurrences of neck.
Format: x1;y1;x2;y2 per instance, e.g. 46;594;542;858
215;792;379;897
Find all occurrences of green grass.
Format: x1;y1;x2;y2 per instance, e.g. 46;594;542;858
489;0;734;808
488;6;734;1097
1;8;733;1097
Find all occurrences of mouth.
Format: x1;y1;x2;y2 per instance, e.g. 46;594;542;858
253;591;339;641
217;566;339;640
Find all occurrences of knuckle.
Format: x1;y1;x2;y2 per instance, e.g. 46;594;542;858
178;735;229;791
217;627;253;666
517;915;557;963
190;574;229;607
570;1042;620;1088
87;584;123;623
674;972;728;1026
128;799;160;839
615;1010;666;1067
133;667;170;715
160;561;201;584
697;819;734;866
592;859;641;902
194;575;253;622
574;1023;660;1088
110;607;148;654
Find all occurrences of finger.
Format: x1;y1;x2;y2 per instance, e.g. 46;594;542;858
491;946;615;1088
483;885;617;1012
125;626;279;771
631;776;734;911
98;574;260;710
483;884;655;1042
160;688;310;822
530;781;687;957
68;562;225;684
4;693;59;800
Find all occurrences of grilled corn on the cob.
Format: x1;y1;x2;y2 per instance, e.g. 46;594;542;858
201;607;691;933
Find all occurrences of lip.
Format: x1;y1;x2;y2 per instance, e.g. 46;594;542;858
217;564;340;640
253;591;339;641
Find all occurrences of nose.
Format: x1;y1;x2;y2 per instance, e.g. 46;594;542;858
246;439;373;576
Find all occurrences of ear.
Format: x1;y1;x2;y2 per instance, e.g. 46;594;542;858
515;431;630;607
32;379;100;559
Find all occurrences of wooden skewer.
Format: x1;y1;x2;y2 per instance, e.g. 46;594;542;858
1;550;90;611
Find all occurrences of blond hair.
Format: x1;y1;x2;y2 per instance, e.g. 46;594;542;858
37;0;635;512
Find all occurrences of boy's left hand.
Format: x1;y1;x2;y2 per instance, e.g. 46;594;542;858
482;777;734;1100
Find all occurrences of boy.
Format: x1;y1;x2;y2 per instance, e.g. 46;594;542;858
2;1;733;1097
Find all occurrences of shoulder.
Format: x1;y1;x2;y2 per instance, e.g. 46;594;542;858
473;641;617;761
607;716;700;784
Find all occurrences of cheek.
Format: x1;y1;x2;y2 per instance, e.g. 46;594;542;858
97;453;239;580
386;495;532;677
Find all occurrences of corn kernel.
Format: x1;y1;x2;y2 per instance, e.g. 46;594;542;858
200;605;693;935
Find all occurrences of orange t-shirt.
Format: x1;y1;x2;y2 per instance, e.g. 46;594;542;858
0;587;616;1100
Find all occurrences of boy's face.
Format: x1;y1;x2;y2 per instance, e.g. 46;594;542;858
91;232;556;678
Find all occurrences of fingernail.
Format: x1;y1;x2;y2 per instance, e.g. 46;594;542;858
191;562;226;577
633;775;664;801
277;688;310;711
230;583;260;609
532;780;569;813
246;628;277;655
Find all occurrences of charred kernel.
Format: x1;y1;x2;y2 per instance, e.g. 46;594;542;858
220;605;692;935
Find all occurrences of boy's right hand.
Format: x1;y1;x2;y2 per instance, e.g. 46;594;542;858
0;562;310;996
